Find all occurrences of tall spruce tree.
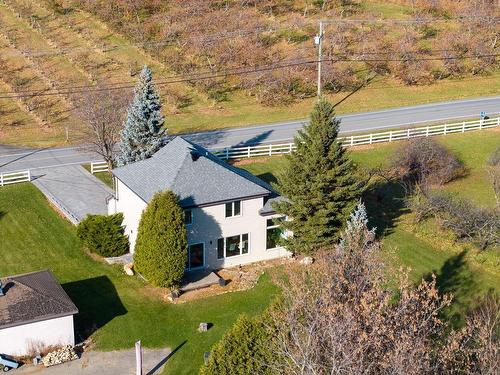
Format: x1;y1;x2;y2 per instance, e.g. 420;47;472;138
273;98;362;255
117;65;165;166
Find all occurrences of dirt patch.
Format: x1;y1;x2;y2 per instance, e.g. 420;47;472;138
171;258;289;303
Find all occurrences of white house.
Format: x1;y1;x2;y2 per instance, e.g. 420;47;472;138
0;270;78;356
108;136;290;270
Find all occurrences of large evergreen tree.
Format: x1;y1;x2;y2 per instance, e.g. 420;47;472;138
117;65;165;166
134;190;187;288
273;98;362;255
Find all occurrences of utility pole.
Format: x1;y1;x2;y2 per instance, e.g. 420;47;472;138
315;21;324;97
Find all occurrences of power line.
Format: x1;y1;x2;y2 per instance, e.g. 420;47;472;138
0;53;498;99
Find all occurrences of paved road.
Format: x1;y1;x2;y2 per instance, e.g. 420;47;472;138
17;348;170;375
0;96;499;173
31;165;113;224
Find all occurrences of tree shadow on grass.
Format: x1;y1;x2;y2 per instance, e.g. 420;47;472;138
363;179;409;237
424;250;477;328
0;211;5;221
63;276;127;342
256;172;278;185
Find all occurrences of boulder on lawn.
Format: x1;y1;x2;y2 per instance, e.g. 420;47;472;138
123;263;134;276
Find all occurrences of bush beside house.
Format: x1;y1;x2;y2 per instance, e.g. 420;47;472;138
77;213;129;257
134;190;187;288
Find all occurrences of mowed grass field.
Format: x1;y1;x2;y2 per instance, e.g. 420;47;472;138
0;183;277;374
240;128;500;323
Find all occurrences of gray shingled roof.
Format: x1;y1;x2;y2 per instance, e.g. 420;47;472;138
113;137;277;207
0;270;78;329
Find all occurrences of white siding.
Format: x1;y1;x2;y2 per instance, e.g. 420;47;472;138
109;178;147;251
0;315;75;356
109;180;290;268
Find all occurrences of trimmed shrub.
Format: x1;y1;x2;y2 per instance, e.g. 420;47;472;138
134;190;187;288
77;213;129;257
200;314;274;375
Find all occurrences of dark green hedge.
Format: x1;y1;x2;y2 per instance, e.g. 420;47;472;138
77;213;129;257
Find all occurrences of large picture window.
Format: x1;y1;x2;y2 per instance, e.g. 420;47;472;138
217;233;249;259
225;200;241;218
266;217;284;250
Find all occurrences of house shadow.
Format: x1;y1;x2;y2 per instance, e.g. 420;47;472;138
62;276;127;342
423;250;477;327
363;179;408;237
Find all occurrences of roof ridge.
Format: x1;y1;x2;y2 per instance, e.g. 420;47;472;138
11;274;76;311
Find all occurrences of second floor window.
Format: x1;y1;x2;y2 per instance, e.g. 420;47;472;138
184;209;193;225
225;200;241;218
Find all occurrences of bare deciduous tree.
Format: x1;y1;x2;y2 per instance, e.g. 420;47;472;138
265;202;499;374
487;146;500;207
74;87;130;169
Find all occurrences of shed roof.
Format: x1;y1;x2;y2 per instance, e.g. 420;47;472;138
112;137;276;207
0;270;78;330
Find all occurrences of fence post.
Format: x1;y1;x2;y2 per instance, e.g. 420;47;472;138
247;146;251;158
479;119;483;130
462;122;465;133
389;131;392;142
0;173;3;187
497;117;499;127
225;148;229;160
369;134;373;144
27;169;31;182
425;126;429;137
91;162;94;174
407;128;410;139
269;144;272;156
289;143;293;153
350;136;354;146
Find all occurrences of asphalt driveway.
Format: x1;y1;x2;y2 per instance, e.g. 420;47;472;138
16;348;170;375
31;165;113;224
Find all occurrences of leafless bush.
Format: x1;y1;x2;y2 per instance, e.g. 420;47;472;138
408;192;499;250
390;138;466;192
265;202;499;374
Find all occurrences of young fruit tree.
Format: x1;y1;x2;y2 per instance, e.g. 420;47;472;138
117;65;165;166
273;98;362;255
134;190;187;288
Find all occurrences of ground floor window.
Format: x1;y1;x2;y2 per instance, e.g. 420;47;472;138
266;217;284;250
217;233;249;259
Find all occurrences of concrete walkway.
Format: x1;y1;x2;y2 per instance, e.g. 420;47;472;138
31;165;113;224
17;348;170;375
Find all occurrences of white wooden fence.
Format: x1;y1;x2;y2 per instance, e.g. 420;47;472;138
211;117;500;160
0;170;31;186
90;161;109;174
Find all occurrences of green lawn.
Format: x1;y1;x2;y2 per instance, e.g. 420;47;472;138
239;129;500;323
82;164;114;188
0;183;277;374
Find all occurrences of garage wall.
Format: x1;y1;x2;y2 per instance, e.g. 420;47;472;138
0;315;75;356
